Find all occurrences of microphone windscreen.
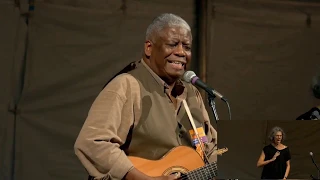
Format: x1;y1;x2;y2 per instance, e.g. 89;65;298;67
183;71;196;83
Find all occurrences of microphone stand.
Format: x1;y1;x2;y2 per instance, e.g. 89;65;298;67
311;174;320;180
315;166;320;180
311;154;320;180
317;162;320;180
208;90;219;124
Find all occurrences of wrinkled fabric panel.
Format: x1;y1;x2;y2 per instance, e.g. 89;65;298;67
208;0;320;120
0;1;28;180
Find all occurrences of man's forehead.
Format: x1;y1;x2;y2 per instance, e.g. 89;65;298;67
163;26;191;34
158;27;192;40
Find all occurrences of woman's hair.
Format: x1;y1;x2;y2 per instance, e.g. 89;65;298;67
268;126;286;142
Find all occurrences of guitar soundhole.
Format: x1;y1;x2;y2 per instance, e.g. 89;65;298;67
169;172;187;177
163;166;188;177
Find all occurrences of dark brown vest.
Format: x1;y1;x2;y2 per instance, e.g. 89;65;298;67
121;61;207;160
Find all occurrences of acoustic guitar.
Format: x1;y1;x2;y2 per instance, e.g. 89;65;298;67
128;146;228;180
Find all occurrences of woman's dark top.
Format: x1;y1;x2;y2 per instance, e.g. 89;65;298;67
261;144;291;179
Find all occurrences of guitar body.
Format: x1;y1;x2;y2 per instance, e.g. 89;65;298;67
88;146;224;179
128;146;205;177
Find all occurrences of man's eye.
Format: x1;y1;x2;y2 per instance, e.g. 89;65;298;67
184;46;191;50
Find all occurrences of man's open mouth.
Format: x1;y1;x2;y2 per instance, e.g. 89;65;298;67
168;60;185;67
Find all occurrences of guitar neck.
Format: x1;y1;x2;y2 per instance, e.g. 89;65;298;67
180;162;217;180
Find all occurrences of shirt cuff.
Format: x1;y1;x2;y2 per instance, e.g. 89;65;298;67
109;151;134;179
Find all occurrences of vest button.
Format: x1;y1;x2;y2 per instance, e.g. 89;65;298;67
178;133;183;138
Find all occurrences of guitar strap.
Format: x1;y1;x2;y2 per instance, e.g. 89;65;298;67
182;100;210;164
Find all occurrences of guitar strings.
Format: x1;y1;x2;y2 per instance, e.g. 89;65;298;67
178;162;218;180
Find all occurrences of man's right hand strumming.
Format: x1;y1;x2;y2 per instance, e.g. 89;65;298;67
125;168;180;180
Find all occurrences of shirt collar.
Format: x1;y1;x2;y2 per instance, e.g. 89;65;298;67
141;59;186;97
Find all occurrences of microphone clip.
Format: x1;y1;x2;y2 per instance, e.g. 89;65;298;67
207;90;219;124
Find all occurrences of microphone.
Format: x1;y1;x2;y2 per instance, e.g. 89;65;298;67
183;71;227;102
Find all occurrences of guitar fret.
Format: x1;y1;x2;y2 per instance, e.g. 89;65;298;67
209;163;217;177
205;164;213;180
206;167;213;179
209;163;218;177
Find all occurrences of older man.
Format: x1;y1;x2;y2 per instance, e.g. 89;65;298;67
74;13;218;180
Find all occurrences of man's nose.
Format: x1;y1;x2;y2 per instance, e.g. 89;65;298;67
174;44;186;57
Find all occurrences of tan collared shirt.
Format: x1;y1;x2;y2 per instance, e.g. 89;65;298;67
74;59;217;179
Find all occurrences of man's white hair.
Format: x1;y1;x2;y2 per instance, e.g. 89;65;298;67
146;13;191;41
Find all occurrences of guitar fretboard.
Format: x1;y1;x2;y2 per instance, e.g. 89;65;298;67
180;162;217;180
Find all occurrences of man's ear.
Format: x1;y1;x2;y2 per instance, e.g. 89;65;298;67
144;40;152;57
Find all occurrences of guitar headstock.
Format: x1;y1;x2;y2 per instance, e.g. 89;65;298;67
216;147;228;156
